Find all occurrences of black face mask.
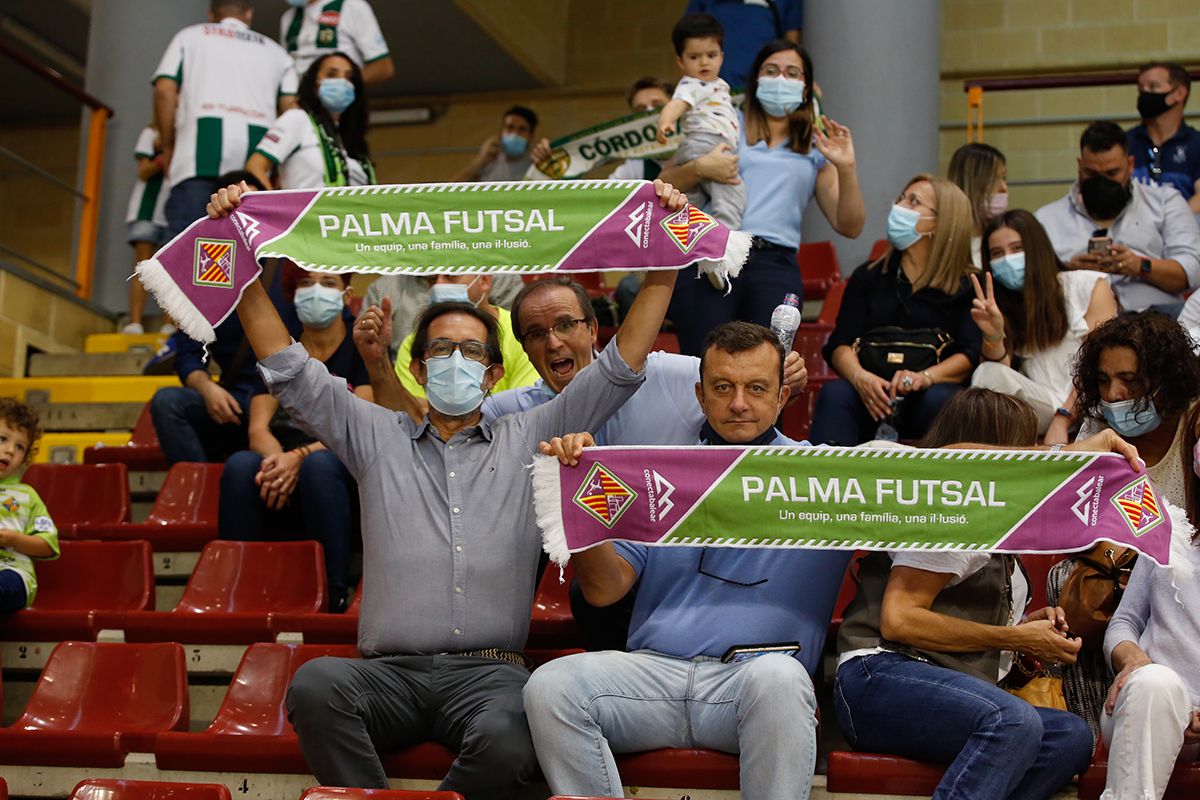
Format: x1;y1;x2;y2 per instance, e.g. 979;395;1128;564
1137;90;1173;120
1080;175;1132;220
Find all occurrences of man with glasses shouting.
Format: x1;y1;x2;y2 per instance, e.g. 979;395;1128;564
204;178;686;795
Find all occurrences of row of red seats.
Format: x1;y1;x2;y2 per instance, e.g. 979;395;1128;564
34;779;463;800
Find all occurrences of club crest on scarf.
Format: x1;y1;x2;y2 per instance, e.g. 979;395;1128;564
1111;476;1164;537
661;204;718;254
193;239;236;288
572;462;638;529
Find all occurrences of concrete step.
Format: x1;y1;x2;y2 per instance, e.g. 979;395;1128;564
0;375;176;405
28;352;150;376
30;402;143;431
84;332;167;354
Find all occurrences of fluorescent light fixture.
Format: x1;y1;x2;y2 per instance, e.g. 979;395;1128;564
370;107;434;126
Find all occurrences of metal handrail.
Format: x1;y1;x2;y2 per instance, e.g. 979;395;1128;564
0;36;112;300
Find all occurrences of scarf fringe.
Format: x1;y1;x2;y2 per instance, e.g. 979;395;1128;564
695;229;751;289
532;454;571;568
1166;501;1195;607
135;258;216;345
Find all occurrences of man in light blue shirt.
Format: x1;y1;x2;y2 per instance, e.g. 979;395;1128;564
524;321;847;800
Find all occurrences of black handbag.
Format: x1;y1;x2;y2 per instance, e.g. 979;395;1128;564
853;326;954;380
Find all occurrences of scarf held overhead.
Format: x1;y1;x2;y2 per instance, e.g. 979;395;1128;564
135;180;750;344
532;446;1177;568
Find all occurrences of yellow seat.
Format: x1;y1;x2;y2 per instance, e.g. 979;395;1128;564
85;333;168;354
34;432;132;463
0;376;177;404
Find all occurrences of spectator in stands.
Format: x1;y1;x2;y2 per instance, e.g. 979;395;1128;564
155;1;297;240
150;172;302;466
280;0;394;86
358;277;807;651
208;178;686;793
655;14;745;230
684;0;803;89
665;39;865;356
123;122;175;335
947;142;1008;268
218;264;369;612
452;105;550;183
247;52;374;190
1036;121;1200;316
1128;61;1200;215
0;399;59;613
1098;418;1200;798
1047;311;1200;740
969;209;1116;437
835;388;1095;800
525;321;846;800
810;175;979;446
390;275;540;411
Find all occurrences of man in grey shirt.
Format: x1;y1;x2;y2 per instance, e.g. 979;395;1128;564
207;179;687;794
1036;120;1200;315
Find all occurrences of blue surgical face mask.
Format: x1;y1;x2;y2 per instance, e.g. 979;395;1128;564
293;284;344;328
286;0;306;6
756;76;806;117
501;133;528;157
989;252;1026;290
424;351;487;416
318;78;356;114
429;277;479;306
886;204;933;251
1101;398;1161;438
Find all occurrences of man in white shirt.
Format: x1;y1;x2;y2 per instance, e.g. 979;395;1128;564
155;1;298;238
280;0;394;85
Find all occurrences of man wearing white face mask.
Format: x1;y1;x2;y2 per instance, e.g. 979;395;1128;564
391;275;538;405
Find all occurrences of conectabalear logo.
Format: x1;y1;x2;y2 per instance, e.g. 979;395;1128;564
624;200;653;248
573;462;637;529
660;204;718;253
193;238;236;288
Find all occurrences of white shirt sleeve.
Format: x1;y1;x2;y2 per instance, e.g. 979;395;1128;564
278;50;300;96
347;0;389;63
672;76;718;109
890;551;991;587
153;30;186;84
609;160;643;181
256;108;307;165
134;126;157;159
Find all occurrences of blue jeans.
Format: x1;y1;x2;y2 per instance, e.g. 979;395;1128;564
834;653;1093;800
0;570;28;613
165;176;219;239
668;244;803;357
810;378;963;446
524;650;819;800
217;449;359;602
149;386;248;465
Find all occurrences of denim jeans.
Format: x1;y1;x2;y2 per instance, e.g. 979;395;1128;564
810;378;963;446
834;652;1093;800
165;176;219;239
524;650;819;800
0;570;28;613
149;386;248;465
217;449;358;601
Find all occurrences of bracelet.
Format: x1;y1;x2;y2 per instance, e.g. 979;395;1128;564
1049;443;1065;452
293;445;310;459
983;332;1006;343
922;370;934;385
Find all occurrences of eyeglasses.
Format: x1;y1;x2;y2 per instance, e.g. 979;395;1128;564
895;192;937;214
519;318;589;345
697;547;769;587
1147;146;1163;181
425;338;489;362
759;63;805;81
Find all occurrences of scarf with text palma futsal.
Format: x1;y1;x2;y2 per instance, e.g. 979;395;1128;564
532;445;1180;568
135;180;749;345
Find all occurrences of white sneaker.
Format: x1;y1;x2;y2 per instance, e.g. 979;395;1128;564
159;323;177;335
122;322;145;335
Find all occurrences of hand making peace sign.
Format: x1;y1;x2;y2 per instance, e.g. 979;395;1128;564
969;272;1006;342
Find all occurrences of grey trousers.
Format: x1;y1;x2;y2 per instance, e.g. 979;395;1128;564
675;129;746;230
285;654;538;797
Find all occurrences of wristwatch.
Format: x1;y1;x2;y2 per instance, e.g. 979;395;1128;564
1140;258;1152;276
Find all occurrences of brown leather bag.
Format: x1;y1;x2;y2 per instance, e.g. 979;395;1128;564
1059;542;1138;647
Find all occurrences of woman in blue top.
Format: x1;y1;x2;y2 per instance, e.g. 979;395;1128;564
666;39;866;356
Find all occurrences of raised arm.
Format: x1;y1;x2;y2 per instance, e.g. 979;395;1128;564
354;297;426;418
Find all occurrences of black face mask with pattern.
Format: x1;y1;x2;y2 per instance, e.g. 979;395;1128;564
1080;175;1132;220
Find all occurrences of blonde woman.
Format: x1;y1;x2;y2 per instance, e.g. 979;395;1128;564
948;142;1009;268
812;175;980;445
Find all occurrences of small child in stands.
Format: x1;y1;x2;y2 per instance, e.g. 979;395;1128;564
0;398;60;612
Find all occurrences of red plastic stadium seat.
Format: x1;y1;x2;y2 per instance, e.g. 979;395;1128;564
84;403;167;471
826;751;945;795
817;280;846;326
21;462;130;538
1079;743;1200;799
779;376;830;442
868;238;889;262
653;331;680;354
0;641;187;767
798;241;842;301
155;642;357;772
87;462;222;551
301;790;462;800
0;777;6;800
71;780;231;800
270;584;362;643
791;323;834;378
0;540;153;641
573;271;613;300
123;540;325;644
828;555;862;638
527;562;582;648
616;749;741;789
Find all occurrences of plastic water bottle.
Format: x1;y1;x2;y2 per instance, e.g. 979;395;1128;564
769;293;802;351
874;397;903;442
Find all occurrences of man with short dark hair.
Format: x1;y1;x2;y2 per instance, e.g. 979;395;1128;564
523;320;846;800
1126;61;1200;214
453;105;550;183
1036;120;1200;315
